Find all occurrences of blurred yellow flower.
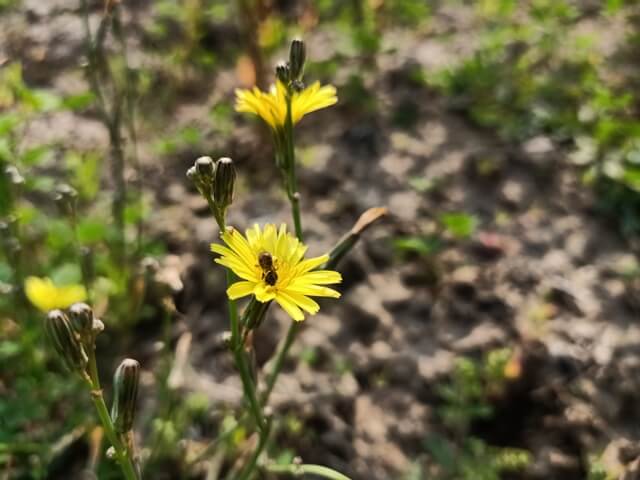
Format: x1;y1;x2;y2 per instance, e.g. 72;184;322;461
25;276;87;313
235;81;337;130
211;224;341;321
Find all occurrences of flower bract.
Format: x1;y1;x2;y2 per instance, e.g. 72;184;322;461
211;224;341;321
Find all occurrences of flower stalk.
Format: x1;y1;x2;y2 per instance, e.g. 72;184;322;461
189;157;265;431
85;350;139;480
259;40;308;409
43;303;139;480
224;38;374;480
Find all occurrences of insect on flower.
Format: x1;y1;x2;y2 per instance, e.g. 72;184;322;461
235;81;337;131
258;251;278;286
211;224;342;321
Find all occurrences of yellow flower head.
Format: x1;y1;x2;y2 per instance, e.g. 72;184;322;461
211;224;341;321
235;81;337;130
25;276;87;313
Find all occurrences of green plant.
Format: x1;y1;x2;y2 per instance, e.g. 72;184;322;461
183;38;387;480
430;0;640;235
423;349;530;479
44;306;140;479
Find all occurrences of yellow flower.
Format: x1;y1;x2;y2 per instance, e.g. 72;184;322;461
211;224;341;321
24;276;87;313
235;81;337;130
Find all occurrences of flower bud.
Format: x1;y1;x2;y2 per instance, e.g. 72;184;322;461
186;165;197;182
189;156;216;199
68;302;94;339
55;184;78;217
275;61;290;85
45;309;88;374
289;39;306;82
111;358;140;433
92;318;105;335
213;157;236;210
195;156;215;180
5;165;24;186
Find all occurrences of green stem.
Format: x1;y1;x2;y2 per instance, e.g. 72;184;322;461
186;418;239;468
261;88;303;408
86;351;139;480
261;321;298;406
237;417;273;480
284;93;303;241
233;344;265;430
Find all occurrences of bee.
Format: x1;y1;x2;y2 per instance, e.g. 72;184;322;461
258;251;278;286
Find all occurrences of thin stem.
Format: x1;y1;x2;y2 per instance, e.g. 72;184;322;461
86;351;139;480
237;417;272;480
261;87;303;408
232;345;264;430
112;8;143;256
260;321;298;405
186;417;239;468
284;93;303;241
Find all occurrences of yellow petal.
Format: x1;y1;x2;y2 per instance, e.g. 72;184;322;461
293;270;342;285
227;281;257;300
56;285;88;308
282;291;319;315
24;276;86;312
285;284;341;298
275;292;304;321
295;255;329;274
254;283;276;302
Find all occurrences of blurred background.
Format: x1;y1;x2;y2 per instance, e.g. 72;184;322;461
2;0;640;479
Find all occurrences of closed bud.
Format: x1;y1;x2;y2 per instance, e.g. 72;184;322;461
55;184;78;217
189;156;215;198
186;165;197;182
275;61;290;85
195;156;215;181
213;157;236;210
68;302;94;339
111;358;140;433
5;165;24;186
289;39;306;81
45;309;88;374
92;318;105;335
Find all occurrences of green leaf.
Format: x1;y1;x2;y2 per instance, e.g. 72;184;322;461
49;263;82;285
63;92;95;111
21;145;51;166
76;218;108;244
45;220;74;251
0;113;19;136
440;212;478;239
423;434;457;472
24;89;62;112
266;463;352;480
393;235;441;256
0;138;12;163
65;151;101;200
0;341;21;360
